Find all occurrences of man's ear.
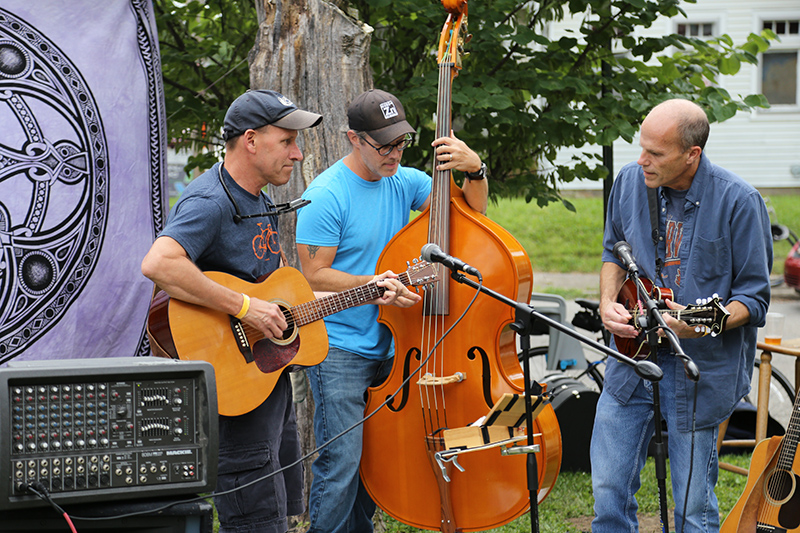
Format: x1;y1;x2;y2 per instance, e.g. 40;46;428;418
243;129;259;153
687;145;702;165
345;130;360;147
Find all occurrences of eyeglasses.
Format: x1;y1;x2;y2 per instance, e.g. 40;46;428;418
359;134;413;156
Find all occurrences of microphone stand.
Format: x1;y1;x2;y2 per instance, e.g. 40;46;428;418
627;269;700;533
448;270;663;533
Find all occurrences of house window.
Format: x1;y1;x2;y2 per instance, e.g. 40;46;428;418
762;52;798;105
763;19;800;36
761;19;800;107
676;23;714;38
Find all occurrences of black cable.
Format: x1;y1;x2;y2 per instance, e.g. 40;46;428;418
70;280;484;523
680;380;699;533
22;482;77;532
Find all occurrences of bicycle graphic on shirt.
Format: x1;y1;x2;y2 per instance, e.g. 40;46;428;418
252;222;280;260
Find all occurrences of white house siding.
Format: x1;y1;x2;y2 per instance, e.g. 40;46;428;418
550;0;800;191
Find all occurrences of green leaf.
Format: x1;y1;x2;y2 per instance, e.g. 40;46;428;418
744;94;770;108
157;0;778;203
719;55;741;75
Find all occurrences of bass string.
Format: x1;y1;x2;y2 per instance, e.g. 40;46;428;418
419;45;457;445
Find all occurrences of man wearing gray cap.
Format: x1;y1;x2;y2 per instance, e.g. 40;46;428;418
142;89;321;533
295;89;488;533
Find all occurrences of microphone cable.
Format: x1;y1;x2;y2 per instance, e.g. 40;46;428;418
18;482;78;533
680;379;700;533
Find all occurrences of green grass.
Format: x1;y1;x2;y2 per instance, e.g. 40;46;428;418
485;192;800;276
486;196;606;274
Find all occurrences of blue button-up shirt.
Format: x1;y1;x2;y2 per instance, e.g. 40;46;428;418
602;154;772;430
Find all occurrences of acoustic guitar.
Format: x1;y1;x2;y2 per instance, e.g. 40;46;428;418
147;262;437;416
721;386;800;532
614;277;729;359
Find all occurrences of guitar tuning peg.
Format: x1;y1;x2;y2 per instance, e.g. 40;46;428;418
712;293;719;299
696;298;702;305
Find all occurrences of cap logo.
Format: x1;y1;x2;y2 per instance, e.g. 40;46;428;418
278;95;294;107
380;100;398;120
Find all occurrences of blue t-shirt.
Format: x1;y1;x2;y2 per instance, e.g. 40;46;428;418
295;159;431;359
160;163;282;281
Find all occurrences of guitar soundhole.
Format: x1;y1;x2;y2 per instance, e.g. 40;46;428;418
765;468;796;505
280;324;295;341
274;303;297;345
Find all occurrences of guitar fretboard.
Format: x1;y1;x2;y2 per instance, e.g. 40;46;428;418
286;272;412;327
775;387;800;472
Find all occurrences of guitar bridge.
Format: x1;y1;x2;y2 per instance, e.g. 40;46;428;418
229;316;254;363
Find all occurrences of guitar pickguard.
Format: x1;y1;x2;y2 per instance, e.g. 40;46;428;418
776;472;800;529
253;335;301;374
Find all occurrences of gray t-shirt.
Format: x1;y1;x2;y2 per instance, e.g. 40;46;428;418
160;162;282;281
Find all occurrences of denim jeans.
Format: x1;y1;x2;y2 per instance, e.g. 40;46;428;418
215;373;304;533
306;347;392;533
590;356;720;532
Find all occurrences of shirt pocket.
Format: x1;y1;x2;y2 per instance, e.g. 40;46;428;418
692;235;730;286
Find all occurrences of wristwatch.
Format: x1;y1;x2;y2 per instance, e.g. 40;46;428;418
465;162;487;181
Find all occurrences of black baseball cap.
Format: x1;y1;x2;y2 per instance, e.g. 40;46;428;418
223;90;322;141
347;89;415;146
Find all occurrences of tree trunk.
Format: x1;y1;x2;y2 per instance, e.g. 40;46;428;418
249;0;373;527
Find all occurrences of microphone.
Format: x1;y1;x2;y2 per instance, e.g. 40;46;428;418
613;241;639;273
634;360;663;382
682;358;700;382
420;243;481;277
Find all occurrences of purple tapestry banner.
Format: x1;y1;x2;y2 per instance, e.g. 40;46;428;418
0;0;167;364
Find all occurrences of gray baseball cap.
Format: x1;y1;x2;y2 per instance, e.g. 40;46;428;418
347;89;415;145
223;90;322;141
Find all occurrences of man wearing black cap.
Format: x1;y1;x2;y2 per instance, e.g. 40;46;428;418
142;89;322;533
295;89;488;533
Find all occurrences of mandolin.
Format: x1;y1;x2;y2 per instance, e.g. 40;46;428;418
147;262;437;416
614;277;729;359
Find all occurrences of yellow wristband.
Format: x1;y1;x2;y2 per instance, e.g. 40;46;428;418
234;294;250;319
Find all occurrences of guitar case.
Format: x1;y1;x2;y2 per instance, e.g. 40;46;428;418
542;373;600;472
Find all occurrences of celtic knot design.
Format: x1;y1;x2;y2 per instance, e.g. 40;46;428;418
0;12;109;363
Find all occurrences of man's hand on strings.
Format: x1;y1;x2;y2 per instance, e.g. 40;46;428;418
373;271;422;308
433;131;481;174
601;301;638;339
241;298;288;339
660;299;708;339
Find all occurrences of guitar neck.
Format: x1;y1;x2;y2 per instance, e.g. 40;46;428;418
635;309;701;320
776;387;800;471
289;272;411;327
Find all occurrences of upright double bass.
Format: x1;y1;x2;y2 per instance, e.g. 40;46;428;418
360;2;562;531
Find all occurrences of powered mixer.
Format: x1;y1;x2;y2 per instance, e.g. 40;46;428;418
0;357;218;509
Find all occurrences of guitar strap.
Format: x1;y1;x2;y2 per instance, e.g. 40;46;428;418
647;186;664;282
